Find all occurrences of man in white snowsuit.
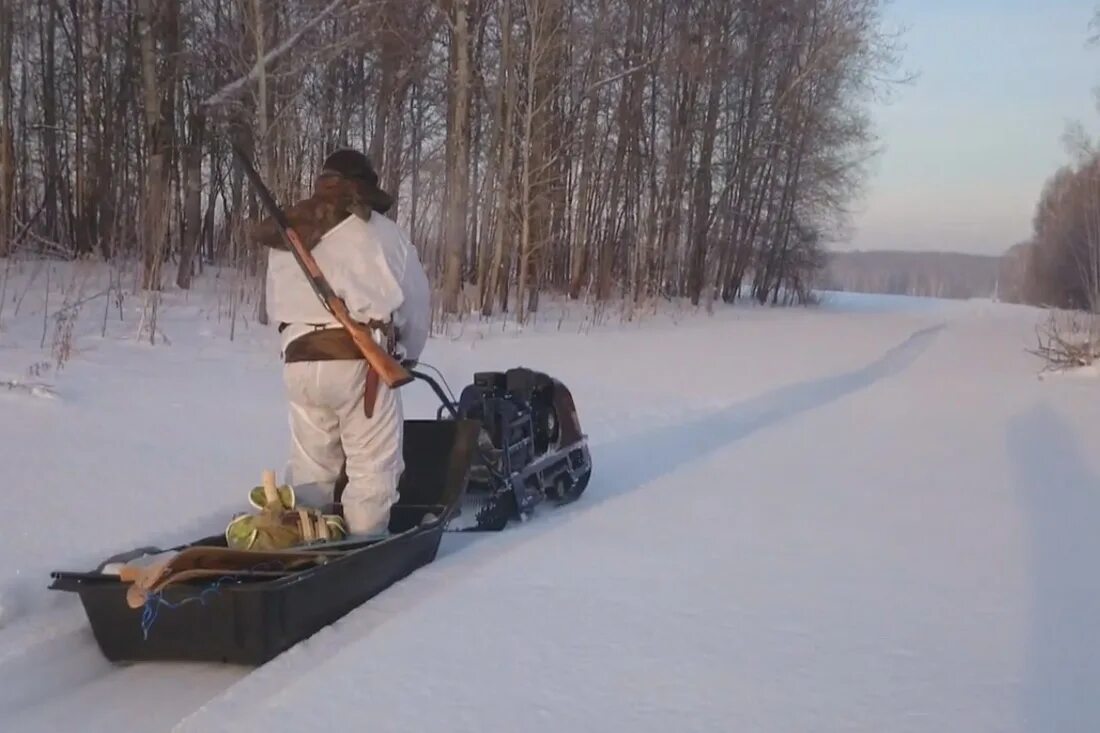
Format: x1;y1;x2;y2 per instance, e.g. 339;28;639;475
252;149;431;538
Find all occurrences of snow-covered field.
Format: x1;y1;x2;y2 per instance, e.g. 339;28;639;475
2;259;1098;732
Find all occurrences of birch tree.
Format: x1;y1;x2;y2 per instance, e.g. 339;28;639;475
2;0;902;326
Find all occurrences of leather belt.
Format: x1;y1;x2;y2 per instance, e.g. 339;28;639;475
280;320;398;418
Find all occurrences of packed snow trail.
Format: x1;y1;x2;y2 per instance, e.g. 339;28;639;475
2;270;1099;732
179;306;1100;733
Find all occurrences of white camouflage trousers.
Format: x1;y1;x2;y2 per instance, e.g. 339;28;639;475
282;360;403;536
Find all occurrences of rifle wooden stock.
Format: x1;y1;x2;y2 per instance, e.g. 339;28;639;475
232;143;412;389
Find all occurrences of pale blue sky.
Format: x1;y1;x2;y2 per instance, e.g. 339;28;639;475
844;0;1099;255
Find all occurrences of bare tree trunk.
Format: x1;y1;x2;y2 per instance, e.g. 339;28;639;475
70;0;89;255
139;0;163;288
251;0;270;323
370;0;413;209
516;0;541;324
686;13;729;305
369;7;397;165
409;82;424;244
0;0;13;258
41;0;58;242
567;0;607;302
520;0;562;320
480;0;515;316
176;112;205;289
83;0;109;259
441;0;471;314
516;66;533;324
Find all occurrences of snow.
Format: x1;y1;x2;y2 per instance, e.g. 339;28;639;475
2;259;1100;732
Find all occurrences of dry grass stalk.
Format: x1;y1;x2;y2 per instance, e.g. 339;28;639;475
1029;310;1100;372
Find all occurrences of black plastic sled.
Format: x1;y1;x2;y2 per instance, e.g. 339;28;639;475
49;419;481;666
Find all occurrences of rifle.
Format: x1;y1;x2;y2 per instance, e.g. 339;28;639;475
230;143;413;396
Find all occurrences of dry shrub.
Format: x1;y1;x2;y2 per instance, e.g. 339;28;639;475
51;305;77;370
1029;310;1100;372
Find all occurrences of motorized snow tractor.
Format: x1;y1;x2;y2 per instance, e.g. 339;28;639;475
49;367;591;665
411;366;592;531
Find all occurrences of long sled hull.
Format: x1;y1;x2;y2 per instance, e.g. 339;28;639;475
49;419;481;666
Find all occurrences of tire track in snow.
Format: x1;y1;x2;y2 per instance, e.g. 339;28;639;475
424;320;950;574
588;321;946;502
0;605;85;668
0;598;248;732
0;626;245;733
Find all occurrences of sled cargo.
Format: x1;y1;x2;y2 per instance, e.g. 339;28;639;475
49;419;481;666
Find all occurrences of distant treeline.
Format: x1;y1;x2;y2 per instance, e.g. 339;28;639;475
996;147;1100;312
992;11;1100;314
818;250;999;300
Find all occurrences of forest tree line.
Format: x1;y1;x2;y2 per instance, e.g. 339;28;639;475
822;250;998;300
0;0;900;323
996;13;1100;313
999;138;1100;312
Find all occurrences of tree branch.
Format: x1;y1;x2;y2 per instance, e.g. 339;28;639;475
202;0;348;109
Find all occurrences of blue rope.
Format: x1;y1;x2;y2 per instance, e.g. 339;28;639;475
140;579;227;640
139;562;283;640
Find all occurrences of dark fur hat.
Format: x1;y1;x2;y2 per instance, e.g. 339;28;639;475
249;148;394;252
320;149;394;214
